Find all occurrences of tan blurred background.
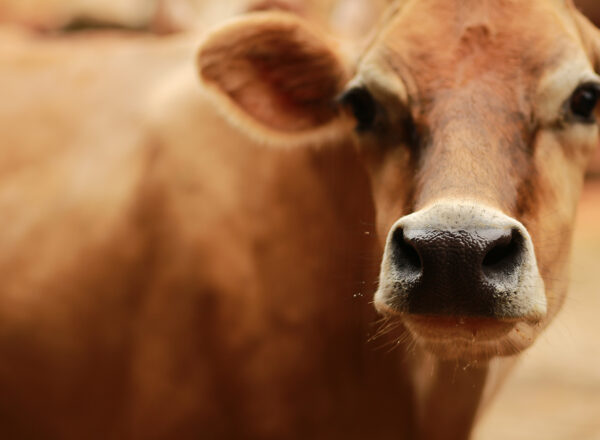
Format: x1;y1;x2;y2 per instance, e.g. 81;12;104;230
0;0;599;438
0;0;390;36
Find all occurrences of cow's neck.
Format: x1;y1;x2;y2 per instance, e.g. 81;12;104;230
407;348;518;440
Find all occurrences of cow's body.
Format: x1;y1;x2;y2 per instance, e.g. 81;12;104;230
0;32;193;438
1;0;600;439
0;31;408;439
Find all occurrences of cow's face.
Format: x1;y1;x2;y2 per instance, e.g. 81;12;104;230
198;0;600;360
344;0;600;359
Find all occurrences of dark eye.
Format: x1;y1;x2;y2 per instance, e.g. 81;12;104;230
569;83;600;121
339;87;377;131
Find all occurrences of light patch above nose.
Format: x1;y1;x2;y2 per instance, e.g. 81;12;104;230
398;199;523;231
375;199;547;322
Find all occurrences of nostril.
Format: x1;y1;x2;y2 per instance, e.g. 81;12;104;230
482;228;523;276
391;228;422;275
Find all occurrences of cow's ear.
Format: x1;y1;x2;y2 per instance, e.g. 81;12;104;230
197;11;353;146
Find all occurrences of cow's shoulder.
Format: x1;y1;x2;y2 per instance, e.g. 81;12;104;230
0;36;197;435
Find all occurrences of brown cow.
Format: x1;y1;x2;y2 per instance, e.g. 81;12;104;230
196;0;600;437
0;1;599;440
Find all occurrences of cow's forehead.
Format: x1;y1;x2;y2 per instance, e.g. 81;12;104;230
357;0;588;111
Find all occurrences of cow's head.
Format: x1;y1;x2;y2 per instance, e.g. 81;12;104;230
198;0;600;360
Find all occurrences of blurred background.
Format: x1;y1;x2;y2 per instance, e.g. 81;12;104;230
0;0;598;438
0;0;390;35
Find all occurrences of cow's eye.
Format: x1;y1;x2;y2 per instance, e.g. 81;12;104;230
569;83;600;121
339;87;377;131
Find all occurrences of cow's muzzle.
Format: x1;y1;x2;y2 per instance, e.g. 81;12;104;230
375;201;546;323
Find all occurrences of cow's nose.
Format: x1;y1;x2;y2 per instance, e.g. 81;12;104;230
389;226;525;317
376;202;546;321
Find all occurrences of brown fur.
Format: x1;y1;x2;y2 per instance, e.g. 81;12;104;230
1;1;599;440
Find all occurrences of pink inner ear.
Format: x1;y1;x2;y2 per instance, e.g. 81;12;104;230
200;24;346;132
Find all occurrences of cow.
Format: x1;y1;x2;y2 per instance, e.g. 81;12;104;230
195;0;600;437
0;1;598;440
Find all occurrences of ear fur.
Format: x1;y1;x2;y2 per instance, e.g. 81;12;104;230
197;11;354;147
